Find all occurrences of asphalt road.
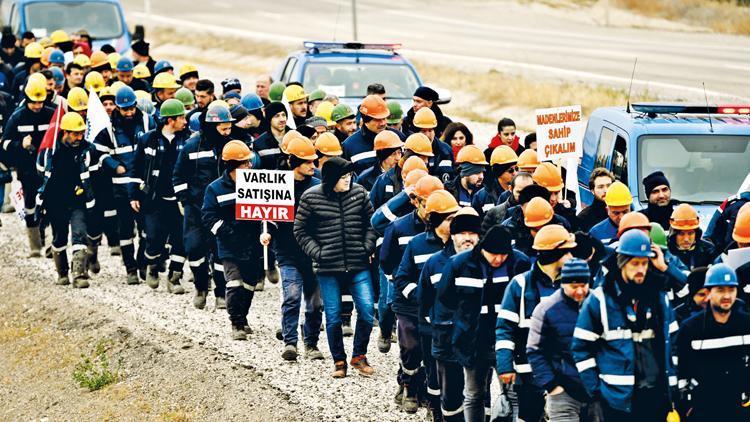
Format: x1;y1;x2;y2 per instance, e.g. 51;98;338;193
123;0;750;101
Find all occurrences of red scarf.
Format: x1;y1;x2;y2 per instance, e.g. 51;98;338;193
488;134;520;151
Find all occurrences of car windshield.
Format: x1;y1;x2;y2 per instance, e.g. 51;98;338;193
303;63;419;99
25;2;123;39
638;134;750;204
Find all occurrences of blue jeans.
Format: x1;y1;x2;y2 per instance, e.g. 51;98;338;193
280;265;322;347
377;269;396;338
317;270;374;362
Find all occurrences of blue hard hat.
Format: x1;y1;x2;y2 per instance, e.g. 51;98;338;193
49;49;65;65
116;57;134;72
205;105;234;123
154;60;173;75
249;150;261;169
704;263;738;288
616;230;655;258
189;112;201;132
136;97;155;116
50;67;65;85
241;93;264;111
115;85;137;108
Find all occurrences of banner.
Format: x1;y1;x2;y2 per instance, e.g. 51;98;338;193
535;105;584;161
235;169;295;222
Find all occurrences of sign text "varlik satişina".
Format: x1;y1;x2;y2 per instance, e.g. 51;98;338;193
235;169;296;222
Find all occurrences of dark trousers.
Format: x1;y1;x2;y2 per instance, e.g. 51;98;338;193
143;198;185;273
516;374;546;422
420;332;440;408
602;387;669;422
49;206;87;252
19;174;40;227
437;359;465;421
183;203;225;296
223;259;260;328
396;313;423;394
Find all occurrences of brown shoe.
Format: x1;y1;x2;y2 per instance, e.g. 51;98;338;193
350;355;374;377
332;360;347;378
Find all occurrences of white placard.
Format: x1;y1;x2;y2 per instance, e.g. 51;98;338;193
235;169;295;222
535;105;584;161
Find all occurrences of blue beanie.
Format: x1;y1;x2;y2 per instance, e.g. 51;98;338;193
561;258;590;284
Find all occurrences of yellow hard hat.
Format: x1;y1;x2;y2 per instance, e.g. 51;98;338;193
179;63;199;79
110;81;127;94
50;30;71;45
24;78;47;102
133;63;151;79
73;54;91;67
108;52;121;70
24;42;44;59
208;99;231;110
152;72;180;89
67;87;89;111
84;71;105;93
283;85;307;103
604;181;633;207
99;86;115;99
315;100;335;126
413;107;437;129
60;112;86;132
27;72;47;87
134;90;150;101
38;37;52;48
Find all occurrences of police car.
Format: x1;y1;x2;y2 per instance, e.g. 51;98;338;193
577;103;750;226
272;41;450;111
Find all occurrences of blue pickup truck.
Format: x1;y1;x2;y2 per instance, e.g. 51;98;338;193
577;103;750;226
273;41;449;113
0;0;140;53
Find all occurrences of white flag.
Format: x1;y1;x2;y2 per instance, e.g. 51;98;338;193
85;91;114;145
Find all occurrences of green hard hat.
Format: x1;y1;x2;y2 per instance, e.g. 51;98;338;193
175;87;195;106
159;98;186;118
649;222;668;250
269;82;286;102
386;100;403;124
308;89;326;102
331;103;354;122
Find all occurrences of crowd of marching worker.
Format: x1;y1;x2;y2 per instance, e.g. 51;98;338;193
0;30;749;422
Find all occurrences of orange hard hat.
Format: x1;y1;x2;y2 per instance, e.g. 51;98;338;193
221;140;252;162
359;95;389;119
617;211;651;238
401;155;429;179
532;162;564;192
374;130;404;151
455;145;488;165
524;197;554;228
490;145;518;166
286;137;318;160
90;51;109;69
404;168;428;188
404;133;434;157
669;204;700;231
280;130;302;153
414;175;445;199
517;149;539;171
413;107;437;129
732;202;750;243
425;189;460;215
315;132;343;156
533;224;577;251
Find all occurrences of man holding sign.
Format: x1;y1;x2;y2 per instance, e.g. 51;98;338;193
202;141;267;341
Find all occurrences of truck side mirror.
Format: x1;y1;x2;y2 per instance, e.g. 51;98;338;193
133;25;145;41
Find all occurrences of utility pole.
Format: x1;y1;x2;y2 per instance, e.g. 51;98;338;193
352;0;359;40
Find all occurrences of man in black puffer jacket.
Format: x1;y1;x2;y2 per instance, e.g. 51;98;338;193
294;156;377;379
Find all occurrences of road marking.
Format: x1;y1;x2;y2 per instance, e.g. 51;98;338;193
724;63;750;73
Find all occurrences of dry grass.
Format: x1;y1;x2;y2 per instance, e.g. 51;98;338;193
614;0;750;34
414;60;654;117
149;27;292;59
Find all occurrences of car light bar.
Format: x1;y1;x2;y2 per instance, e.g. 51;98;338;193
717;105;750;114
631;103;719;114
303;41;402;51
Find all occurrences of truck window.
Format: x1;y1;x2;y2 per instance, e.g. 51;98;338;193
25;2;123;39
9;5;19;35
612;135;628;183
595;127;615;169
280;57;298;84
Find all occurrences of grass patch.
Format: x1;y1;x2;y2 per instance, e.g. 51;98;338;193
149;27;292;59
414;60;654;117
613;0;750;34
73;339;122;391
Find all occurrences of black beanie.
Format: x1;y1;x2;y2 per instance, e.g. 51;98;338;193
265;102;287;120
377;147;400;162
518;184;551;205
289;155;310;170
524;132;537;149
643;171;670;195
687;267;709;296
429;211;452;229
230;105;249;122
249;107;264;122
460;162;485;177
296;125;316;139
492;162;515;177
413;86;439;102
538;249;568;266
1;34;16;49
450;212;481;235
479;226;513;254
131;39;150;56
572;231;605;262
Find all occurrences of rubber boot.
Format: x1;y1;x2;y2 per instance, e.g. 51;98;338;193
402;386;419;414
71;250;90;288
146;264;160;289
27;227;42;258
86;242;101;274
53;250;70;285
193;290;207;309
110;245;121;256
126;270;140;285
255;278;265;292
167;271;185;294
